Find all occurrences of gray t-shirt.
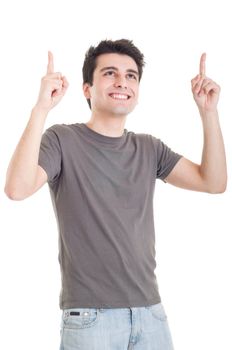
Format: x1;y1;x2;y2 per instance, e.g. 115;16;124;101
38;122;182;309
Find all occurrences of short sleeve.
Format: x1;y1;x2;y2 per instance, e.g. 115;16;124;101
152;136;183;181
38;126;62;184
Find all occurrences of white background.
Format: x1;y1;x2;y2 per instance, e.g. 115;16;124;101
1;0;231;349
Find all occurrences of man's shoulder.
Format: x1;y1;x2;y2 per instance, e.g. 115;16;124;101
130;130;159;144
45;122;77;137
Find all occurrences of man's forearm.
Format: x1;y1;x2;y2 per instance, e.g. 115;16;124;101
4;106;48;199
199;109;227;193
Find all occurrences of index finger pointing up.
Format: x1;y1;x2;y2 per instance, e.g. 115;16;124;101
199;52;206;77
47;51;54;74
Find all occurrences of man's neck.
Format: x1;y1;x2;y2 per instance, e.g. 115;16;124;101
85;113;127;137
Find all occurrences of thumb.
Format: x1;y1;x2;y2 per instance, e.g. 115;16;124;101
52;76;69;97
61;76;69;93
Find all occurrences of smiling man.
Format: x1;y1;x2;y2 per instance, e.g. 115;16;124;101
4;39;227;350
83;52;139;125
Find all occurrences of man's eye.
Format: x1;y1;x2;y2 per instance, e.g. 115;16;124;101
104;71;114;76
128;74;137;80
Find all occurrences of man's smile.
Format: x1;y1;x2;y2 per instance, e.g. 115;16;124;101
108;93;131;100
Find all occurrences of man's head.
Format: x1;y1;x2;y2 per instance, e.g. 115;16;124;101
82;39;145;116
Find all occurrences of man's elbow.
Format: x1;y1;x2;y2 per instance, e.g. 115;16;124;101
207;181;227;194
4;185;29;201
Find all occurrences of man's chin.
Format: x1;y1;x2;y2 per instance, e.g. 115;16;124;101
111;105;134;116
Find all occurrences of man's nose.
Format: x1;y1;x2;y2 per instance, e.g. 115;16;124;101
114;75;128;88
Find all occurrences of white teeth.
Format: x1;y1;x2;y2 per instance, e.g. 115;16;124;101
110;93;129;100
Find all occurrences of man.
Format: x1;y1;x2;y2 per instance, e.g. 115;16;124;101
4;39;227;350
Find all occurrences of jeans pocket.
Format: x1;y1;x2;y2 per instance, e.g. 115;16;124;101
63;308;99;329
146;303;168;322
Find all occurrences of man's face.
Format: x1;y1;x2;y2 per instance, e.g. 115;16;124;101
83;53;140;116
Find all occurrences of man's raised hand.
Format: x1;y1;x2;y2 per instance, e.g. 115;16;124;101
35;51;69;112
191;53;220;113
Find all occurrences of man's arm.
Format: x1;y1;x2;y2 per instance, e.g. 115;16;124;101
4;51;69;200
164;53;227;194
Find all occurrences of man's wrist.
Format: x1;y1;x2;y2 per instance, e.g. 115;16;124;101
198;108;219;119
32;105;50;119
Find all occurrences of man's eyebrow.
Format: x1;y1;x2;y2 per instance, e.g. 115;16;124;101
99;66;139;76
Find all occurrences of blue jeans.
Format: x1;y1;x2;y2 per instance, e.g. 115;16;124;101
59;302;175;349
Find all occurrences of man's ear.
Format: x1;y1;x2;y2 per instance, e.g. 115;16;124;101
83;83;91;99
